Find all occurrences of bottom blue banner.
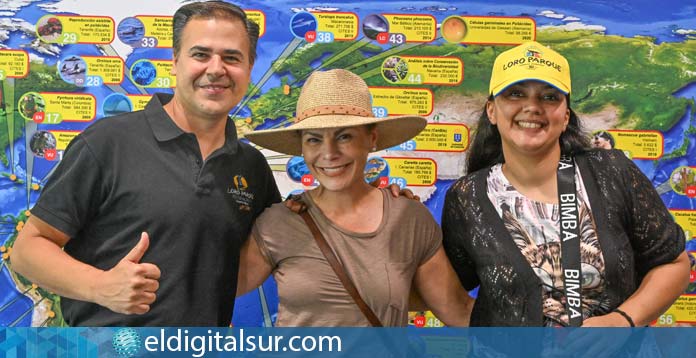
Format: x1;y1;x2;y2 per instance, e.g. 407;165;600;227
1;327;694;357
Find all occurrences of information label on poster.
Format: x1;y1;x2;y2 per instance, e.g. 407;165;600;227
136;16;173;48
607;130;663;159
660;295;696;324
82;56;124;84
0;50;29;79
413;123;469;152
51;131;80;150
245;10;266;37
67;16;114;44
387;56;463;85
460;16;535;44
369;87;433;116
127;94;152;111
130;60;175;88
151;60;175;88
40;93;96;123
383;14;436;42
384;157;436;186
672;210;696;239
316;12;359;41
37;15;114;44
409;311;443;328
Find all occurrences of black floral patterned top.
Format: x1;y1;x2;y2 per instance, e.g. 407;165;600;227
442;149;685;326
486;163;609;326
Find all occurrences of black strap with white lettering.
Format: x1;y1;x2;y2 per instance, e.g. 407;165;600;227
557;155;583;327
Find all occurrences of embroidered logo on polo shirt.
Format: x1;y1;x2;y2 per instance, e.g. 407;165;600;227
228;175;254;211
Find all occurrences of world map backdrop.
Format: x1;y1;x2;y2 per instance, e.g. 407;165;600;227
0;0;695;327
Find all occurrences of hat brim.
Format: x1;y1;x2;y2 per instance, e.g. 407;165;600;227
244;114;427;156
491;78;570;97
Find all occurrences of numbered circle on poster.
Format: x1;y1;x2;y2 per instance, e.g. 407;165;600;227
290;12;318;39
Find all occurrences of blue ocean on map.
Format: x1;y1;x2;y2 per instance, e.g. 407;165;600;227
1;0;694;327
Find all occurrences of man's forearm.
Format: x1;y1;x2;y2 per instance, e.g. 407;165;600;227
11;233;103;303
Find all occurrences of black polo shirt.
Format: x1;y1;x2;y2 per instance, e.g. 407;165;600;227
31;93;281;326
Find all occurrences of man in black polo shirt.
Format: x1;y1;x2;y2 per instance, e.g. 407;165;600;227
11;1;280;326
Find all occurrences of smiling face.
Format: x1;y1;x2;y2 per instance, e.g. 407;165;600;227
170;17;252;121
301;126;377;193
486;80;570;160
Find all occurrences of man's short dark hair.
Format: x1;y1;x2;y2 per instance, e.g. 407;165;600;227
172;1;260;64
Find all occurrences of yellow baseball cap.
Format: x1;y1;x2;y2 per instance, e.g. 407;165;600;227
489;41;571;96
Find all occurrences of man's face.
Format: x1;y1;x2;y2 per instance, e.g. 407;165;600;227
171;17;253;121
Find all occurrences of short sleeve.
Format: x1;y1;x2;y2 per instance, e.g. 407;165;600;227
249;148;282;219
618;152;685;276
30;135;106;238
251;219;277;268
386;193;442;266
250;203;305;268
416;203;443;265
441;180;480;291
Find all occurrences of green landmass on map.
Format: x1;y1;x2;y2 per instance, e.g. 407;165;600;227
1;61;75;327
3;210;66;327
248;77;300;127
248;28;696;137
14;62;77;97
0;114;23;167
3;27;696;328
541;30;695;131
0;83;24;167
1;62;76;166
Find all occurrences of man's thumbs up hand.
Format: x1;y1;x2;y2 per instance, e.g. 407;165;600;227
124;232;150;263
94;232;161;315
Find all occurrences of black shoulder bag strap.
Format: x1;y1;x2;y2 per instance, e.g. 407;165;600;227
285;196;383;327
558;155;583;327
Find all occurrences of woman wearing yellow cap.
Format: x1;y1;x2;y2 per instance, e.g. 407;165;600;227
237;69;473;327
443;41;689;327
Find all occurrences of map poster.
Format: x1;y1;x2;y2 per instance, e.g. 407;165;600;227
1;0;695;327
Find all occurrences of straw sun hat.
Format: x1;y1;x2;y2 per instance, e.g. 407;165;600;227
244;69;427;156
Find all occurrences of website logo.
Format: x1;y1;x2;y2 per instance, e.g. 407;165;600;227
112;328;142;357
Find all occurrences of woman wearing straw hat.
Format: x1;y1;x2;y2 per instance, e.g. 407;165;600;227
238;69;473;327
442;41;689;327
